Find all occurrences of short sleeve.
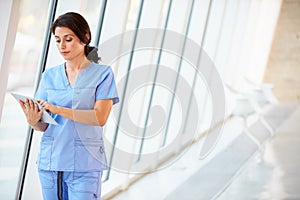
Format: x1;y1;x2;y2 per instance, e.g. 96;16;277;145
34;73;47;101
95;67;119;105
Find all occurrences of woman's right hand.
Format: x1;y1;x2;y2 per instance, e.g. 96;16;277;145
19;98;43;126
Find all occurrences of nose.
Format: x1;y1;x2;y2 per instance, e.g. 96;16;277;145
60;40;66;49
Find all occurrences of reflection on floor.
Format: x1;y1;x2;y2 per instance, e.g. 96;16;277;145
111;103;299;200
217;105;300;200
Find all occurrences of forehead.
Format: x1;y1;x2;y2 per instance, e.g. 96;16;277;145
54;26;76;37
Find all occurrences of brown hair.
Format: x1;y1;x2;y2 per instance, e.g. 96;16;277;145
51;12;99;63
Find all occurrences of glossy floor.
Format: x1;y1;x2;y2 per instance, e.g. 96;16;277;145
217;105;300;200
112;104;299;200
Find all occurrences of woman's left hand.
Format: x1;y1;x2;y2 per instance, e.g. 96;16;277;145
38;100;59;114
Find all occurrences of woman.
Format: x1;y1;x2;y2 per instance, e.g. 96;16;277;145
19;12;119;199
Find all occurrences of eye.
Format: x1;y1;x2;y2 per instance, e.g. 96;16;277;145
55;40;61;43
66;38;73;42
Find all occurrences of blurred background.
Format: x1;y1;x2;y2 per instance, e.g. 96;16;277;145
0;0;299;199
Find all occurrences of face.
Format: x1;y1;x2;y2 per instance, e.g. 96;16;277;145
54;26;86;61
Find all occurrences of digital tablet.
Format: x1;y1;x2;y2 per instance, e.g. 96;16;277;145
11;92;58;125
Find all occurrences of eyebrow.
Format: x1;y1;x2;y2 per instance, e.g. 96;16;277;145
54;34;75;38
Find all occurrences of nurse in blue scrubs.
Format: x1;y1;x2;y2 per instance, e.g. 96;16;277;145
19;12;119;200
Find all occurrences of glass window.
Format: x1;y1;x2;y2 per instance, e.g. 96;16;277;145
1;0;281;199
0;0;50;199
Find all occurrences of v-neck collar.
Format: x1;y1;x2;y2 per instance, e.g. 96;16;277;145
60;62;93;89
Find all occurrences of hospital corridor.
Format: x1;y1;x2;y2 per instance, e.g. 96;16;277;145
0;0;299;199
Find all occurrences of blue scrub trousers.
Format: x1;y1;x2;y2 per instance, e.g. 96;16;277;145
38;169;103;200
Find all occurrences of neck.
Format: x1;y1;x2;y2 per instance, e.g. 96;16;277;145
65;55;91;71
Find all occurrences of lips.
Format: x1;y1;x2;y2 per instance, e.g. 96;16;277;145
61;51;70;55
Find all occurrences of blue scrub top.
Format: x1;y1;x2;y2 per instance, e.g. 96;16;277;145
35;63;119;172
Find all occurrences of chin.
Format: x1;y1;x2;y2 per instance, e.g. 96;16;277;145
62;56;72;61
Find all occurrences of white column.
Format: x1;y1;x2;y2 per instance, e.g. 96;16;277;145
0;0;20;122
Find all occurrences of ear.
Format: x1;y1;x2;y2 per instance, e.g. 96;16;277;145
85;33;91;42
